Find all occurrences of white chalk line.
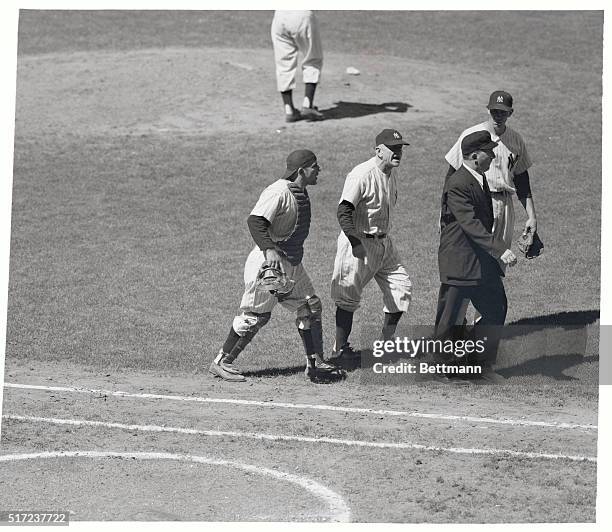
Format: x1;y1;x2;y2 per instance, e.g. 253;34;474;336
4;382;597;431
0;450;350;523
3;414;597;463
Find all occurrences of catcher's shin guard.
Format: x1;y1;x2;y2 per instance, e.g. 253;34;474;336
230;312;271;358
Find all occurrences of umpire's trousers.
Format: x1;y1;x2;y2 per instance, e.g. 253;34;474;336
434;276;507;367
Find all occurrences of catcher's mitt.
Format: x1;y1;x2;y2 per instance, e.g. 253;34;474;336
517;230;544;259
255;262;295;298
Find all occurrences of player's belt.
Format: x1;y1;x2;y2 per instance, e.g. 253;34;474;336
490;190;510;195
363;233;387;239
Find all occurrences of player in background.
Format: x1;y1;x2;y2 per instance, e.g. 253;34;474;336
330;129;413;363
210;150;335;382
271;11;324;123
445;90;538;323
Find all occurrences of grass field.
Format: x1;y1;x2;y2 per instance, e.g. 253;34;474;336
1;10;603;523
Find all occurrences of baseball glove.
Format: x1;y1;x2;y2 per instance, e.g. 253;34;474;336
517;230;544;259
255;261;295;298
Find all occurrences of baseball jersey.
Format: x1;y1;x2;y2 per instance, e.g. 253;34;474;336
445;121;532;193
250;179;300;242
339;157;398;235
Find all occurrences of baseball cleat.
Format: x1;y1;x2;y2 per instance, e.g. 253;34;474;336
209;361;246;382
329;343;361;363
300;106;324;121
285;109;303;123
311;353;337;372
305;356;346;382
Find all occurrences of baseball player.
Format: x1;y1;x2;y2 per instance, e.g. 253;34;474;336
445;90;537;256
271;10;324;122
210;149;335;382
445;90;538;324
330;129;413;362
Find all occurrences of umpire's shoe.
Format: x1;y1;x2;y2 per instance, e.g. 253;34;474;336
209;350;246;382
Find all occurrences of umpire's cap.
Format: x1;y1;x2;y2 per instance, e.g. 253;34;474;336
487;90;513;112
282;149;317;180
461;130;498;156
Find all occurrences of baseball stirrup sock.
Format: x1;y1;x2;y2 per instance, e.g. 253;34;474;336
304;83;317;108
381;311;403;341
227;332;257;361
335;307;354;350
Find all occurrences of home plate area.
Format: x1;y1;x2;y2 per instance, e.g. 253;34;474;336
0;381;597;522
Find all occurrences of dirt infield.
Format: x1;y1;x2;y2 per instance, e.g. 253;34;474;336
1;359;598;522
15;47;501;139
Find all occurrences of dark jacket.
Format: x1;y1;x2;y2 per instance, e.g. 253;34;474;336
438;164;507;286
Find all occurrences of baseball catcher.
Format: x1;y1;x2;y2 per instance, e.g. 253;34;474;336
209;149;344;383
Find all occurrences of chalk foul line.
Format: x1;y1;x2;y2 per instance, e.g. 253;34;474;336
3;382;597;431
3;414;597;463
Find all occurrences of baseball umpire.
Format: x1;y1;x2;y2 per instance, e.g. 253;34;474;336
330;129;413;363
210;149;336;382
435;130;517;383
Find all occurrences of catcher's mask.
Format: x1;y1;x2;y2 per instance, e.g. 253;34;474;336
255;263;296;298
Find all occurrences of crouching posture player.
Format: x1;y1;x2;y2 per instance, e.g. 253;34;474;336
210;149;337;382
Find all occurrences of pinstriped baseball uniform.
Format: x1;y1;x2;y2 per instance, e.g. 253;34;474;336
271;11;323;93
445;121;532;250
331;157;412;313
239;179;315;316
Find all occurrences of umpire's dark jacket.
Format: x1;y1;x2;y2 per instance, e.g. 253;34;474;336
438;165;507;286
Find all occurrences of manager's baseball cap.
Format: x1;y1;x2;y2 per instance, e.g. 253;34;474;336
487;90;513;112
375;129;410;147
282;149;317;179
461;130;498;156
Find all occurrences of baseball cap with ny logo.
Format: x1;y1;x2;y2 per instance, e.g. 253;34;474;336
487;90;513;112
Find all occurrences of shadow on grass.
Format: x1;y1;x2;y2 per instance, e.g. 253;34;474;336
243;365;304;378
243;365;346;383
242;310;600;380
320;100;411;120
506;309;599;331
498;354;599;381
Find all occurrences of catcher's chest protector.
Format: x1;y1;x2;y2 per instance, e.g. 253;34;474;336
277;184;311;265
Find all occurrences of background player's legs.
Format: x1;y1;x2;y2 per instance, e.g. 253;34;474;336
271;20;301;122
295;13;323;120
